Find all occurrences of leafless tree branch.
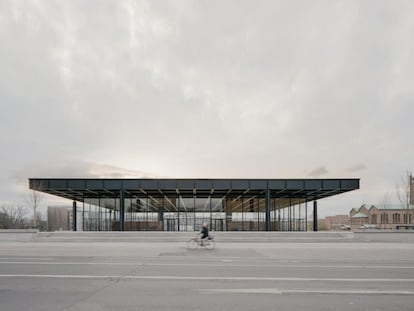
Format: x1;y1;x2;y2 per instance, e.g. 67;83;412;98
25;181;44;228
0;205;27;228
396;171;412;210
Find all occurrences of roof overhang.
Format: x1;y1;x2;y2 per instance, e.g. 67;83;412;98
29;178;359;203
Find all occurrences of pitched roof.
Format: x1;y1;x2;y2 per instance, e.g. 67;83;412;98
351;212;368;218
377;207;413;210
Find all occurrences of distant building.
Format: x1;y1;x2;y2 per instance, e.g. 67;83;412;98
47;206;71;231
319;215;350;231
350;204;414;230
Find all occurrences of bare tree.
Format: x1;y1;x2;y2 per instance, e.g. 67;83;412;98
396;171;412;225
379;192;390;229
410;174;414;206
26;181;44;229
0;205;27;229
396;171;412;209
380;192;390;209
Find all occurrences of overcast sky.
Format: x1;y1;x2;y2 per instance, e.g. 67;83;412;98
0;0;413;217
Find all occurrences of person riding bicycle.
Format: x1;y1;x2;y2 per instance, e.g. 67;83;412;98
200;222;209;246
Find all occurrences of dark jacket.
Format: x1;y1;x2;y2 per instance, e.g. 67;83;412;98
201;227;209;238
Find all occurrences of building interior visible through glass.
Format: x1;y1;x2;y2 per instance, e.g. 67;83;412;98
29;178;359;232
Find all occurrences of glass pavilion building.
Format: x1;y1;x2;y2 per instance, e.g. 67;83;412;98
29;178;359;232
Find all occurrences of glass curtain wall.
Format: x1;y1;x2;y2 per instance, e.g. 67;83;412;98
81;198;118;231
162;198;224;232
80;195;308;231
269;198;307;231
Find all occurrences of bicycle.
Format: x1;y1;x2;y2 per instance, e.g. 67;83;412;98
187;234;216;250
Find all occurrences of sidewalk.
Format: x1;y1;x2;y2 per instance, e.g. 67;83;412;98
1;230;353;242
2;230;413;243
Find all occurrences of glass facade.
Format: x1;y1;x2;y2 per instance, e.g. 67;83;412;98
79;196;308;232
29;178;359;232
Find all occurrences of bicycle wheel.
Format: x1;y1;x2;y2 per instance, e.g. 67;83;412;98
205;239;215;250
187;238;198;249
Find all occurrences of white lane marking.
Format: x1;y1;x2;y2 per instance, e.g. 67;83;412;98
201;288;283;294
0;275;414;282
197;288;414;295
0;257;56;261
0;261;413;270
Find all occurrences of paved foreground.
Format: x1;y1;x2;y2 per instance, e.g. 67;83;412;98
0;237;413;310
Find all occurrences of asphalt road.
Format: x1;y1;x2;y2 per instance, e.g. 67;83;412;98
0;238;413;311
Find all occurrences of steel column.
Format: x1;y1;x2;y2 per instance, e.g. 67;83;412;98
82;200;85;231
313;200;318;232
241;196;244;231
209;196;212;229
305;200;308;231
177;196;180;231
265;189;271;231
72;201;77;231
120;190;125;231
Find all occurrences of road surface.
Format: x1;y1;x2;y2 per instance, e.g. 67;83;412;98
0;236;413;310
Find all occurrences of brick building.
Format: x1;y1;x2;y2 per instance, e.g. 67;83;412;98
350;204;414;230
319;215;350;231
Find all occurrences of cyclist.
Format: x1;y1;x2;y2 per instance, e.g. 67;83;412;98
200;222;209;246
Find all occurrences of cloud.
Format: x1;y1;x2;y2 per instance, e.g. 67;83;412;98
85;162;157;179
307;166;329;178
0;1;413;216
347;164;368;172
13;160;156;181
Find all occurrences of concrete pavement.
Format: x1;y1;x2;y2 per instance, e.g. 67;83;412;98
3;229;414;243
0;233;413;310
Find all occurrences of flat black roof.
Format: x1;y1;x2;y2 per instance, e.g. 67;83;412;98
29;178;359;202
